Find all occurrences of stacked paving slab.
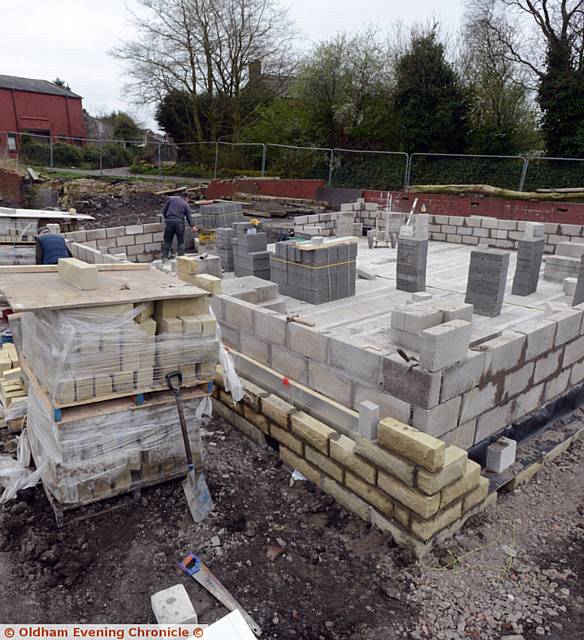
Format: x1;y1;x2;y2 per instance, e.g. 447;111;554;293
232;223;270;280
396;215;429;293
511;222;545;296
193;201;246;229
465;249;510;317
270;239;357;304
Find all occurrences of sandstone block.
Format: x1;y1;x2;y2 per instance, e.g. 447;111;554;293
378;418;446;472
290;412;336;454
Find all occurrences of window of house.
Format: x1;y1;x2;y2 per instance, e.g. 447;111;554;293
7;134;16;151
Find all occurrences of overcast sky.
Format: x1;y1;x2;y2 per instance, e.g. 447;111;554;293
2;0;463;131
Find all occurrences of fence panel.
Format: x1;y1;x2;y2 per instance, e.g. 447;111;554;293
171;142;217;178
265;144;332;182
408;153;526;190
331;149;408;190
522;157;584;192
215;142;265;179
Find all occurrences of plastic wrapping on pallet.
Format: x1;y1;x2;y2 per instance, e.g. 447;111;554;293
0;428;45;503
20;302;219;406
26;385;209;505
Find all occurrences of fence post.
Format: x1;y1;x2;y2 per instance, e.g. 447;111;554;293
49;138;54;168
327;149;334;187
99;139;103;177
157;144;162;179
261;144;267;177
214;142;219;179
518;157;529;192
405;154;413;188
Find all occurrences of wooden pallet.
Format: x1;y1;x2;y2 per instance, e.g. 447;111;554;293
43;470;186;527
20;356;213;422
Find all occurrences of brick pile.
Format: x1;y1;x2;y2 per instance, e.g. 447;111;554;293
232;224;270;280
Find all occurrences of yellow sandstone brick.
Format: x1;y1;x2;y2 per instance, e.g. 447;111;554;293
137;317;157;337
134;301;154;322
270;424;304;456
280;447;321;486
219;390;242;413
410;501;462;542
345;472;393;518
377;471;441;519
290;412;335;454
393;502;411;529
354;437;416;486
462;476;490;513
193;274;223;294
75;376;94;401
154;297;209;319
322;476;370;521
441;460;482;507
305;446;343;482
242;405;270;434
330;434;376;484
158;317;183;334
378;418;446;472
58;258;98;290
262;394;295;428
180;316;203;336
176;256;200;274
416;446;468;496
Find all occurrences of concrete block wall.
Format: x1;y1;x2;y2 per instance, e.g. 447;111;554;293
65;223;163;264
426;215;584;254
213;292;584;452
213;374;493;556
293;212;338;237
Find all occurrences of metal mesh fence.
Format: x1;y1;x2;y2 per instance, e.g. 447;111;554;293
408;153;526;191
522;157;584;192
265;144;331;181
215;142;265;178
331;149;408;190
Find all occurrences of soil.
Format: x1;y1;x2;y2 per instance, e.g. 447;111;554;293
1;415;584;639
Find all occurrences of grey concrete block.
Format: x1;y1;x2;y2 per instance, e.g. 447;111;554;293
287;323;329;362
479;331;526;376
240;333;270;365
459;382;498;423
511;318;556;361
420;320;472;372
352;386;411;424
358;400;380;440
441;420;476;451
222;296;254;332
545;307;583;345
308;361;353;405
475;403;513;442
502;362;534;399
441;350;487;402
382;354;441;409
412;396;461;438
328;338;383;386
270;345;308;384
533;348;563;384
253;309;287;345
544;368;571;401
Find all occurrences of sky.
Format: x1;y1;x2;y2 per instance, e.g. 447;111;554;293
1;0;464;131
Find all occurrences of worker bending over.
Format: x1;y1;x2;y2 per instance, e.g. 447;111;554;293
162;192;198;260
35;226;71;265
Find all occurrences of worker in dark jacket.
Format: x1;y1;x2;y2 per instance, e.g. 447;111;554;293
35;227;71;265
162;193;197;259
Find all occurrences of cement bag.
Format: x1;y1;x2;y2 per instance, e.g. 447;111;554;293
0;428;45;503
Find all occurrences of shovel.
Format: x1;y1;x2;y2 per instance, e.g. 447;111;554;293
165;371;213;522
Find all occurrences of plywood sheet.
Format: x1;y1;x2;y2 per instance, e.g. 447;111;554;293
0;207;94;221
0;267;208;312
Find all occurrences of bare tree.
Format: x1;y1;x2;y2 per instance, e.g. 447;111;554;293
111;0;297;142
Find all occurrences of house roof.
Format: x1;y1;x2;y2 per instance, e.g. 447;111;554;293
0;74;82;98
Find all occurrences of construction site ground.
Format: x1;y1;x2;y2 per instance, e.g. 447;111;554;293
1;412;583;639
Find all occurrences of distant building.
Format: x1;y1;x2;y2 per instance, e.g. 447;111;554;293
0;74;87;154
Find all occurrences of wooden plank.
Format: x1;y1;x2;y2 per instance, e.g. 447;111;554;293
0;268;209;312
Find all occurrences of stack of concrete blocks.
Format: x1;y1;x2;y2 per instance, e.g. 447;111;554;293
65;223;164;264
231;225;270;280
216;227;236;272
543;240;584;282
212;290;584;453
0;217;38;243
193;202;246;229
26;383;208;506
511;222;546;295
212;370;492;556
270;239;357;304
396;216;429;293
342;198;380;228
465;249;510;317
0;246;36;265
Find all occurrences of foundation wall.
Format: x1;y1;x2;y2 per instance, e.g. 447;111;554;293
64;223;163;263
212;373;494;556
212;293;584;450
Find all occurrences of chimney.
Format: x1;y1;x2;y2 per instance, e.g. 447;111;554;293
248;60;262;83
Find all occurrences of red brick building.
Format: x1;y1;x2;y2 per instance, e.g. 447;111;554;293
0;74;87;153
